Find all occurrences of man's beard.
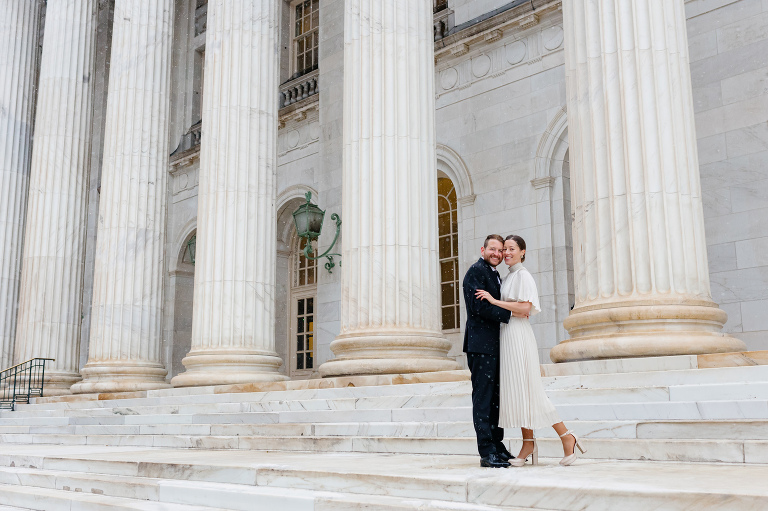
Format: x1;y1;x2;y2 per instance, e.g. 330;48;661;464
483;254;501;268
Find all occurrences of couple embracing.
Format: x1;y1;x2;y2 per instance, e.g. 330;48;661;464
462;234;586;468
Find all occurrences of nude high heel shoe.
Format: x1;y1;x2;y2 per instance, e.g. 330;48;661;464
559;430;586;466
509;438;538;467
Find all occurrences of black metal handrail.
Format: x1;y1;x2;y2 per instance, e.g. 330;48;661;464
0;358;55;411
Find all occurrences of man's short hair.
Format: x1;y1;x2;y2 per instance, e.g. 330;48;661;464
484;234;504;248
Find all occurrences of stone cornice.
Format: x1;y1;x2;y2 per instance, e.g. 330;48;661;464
434;0;561;62
278;100;319;130
169;146;200;171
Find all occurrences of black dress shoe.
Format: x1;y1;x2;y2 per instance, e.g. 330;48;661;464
494;442;515;461
480;453;511;468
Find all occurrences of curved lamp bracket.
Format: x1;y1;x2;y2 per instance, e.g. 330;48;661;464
293;192;342;273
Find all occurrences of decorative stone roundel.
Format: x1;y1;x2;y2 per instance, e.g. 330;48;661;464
309;121;320;141
440;68;458;90
471;54;491;78
178;172;189;190
543;25;564;50
287;129;300;148
505;41;526;65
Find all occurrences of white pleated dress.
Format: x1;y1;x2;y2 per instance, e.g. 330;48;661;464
498;263;561;429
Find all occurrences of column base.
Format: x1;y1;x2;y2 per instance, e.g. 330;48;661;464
42;371;82;396
318;331;461;378
171;349;289;387
70;362;170;394
551;301;747;363
7;371;81;397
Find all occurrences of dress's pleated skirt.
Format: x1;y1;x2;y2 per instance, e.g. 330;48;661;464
499;316;561;429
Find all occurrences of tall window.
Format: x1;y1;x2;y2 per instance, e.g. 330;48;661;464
291;236;317;375
438;177;460;330
293;0;319;77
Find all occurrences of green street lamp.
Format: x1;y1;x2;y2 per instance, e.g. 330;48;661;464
292;192;341;273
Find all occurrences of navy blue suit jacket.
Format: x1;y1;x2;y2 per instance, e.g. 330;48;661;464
462;258;512;356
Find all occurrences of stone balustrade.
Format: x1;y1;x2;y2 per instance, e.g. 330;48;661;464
279;69;319;109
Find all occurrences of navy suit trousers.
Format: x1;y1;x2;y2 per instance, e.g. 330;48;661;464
467;352;505;457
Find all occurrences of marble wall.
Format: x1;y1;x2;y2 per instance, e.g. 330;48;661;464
160;0;768;372
686;0;768;352
12;0;767;382
434;4;569;363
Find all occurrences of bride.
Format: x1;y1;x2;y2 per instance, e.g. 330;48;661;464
475;235;586;466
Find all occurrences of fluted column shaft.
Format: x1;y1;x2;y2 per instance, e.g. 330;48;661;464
0;0;42;370
71;0;174;393
171;0;287;387
14;0;97;395
551;0;745;362
319;0;459;377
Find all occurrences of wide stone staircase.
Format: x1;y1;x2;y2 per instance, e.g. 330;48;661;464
0;352;767;509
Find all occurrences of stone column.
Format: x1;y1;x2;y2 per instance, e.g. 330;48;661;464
550;0;746;362
171;0;287;387
71;0;174;393
0;0;42;370
319;0;460;377
14;0;97;395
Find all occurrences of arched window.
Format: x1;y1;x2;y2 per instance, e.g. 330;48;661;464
438;177;460;330
290;235;317;374
181;233;196;265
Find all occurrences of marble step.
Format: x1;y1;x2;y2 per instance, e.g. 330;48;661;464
21;381;474;412
556;399;768;421
0;482;229;511
0;466;529;511
6;382;768;425
540;351;768;377
0;432;764;463
2;418;768;441
2;393;474;418
2;447;767;510
20;365;768;415
4;397;768;427
542;364;768;390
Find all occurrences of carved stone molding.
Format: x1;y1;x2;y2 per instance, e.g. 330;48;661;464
451;43;469;57
436;19;564;97
434;0;561;62
519;13;539;30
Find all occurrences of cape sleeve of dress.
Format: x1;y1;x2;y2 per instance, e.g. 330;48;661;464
507;269;541;315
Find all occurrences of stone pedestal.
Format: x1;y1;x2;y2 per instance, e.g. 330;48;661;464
14;0;97;395
171;0;287;387
319;0;460;377
0;0;42;371
71;0;174;394
550;0;746;363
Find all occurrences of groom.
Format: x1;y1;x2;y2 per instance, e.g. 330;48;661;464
463;234;513;468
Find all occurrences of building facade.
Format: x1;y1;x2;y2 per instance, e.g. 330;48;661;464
0;0;766;394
